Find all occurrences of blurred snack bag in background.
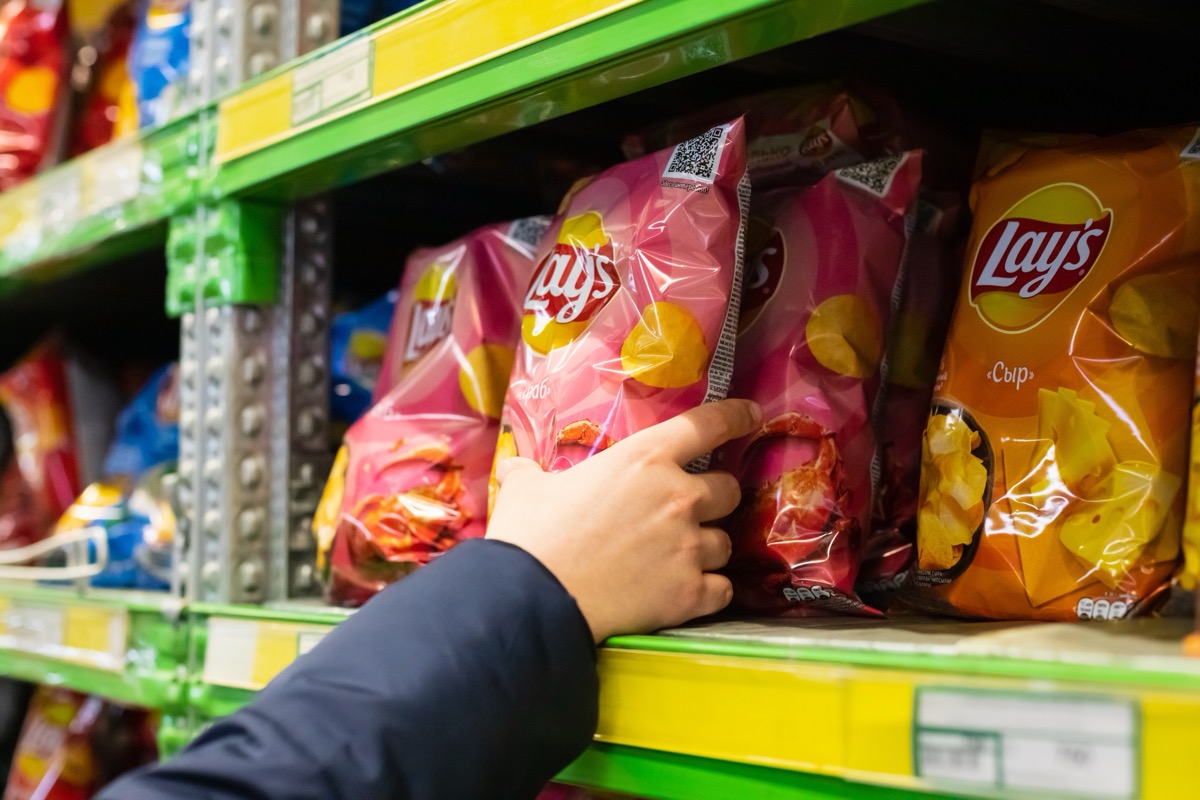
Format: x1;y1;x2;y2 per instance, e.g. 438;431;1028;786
0;339;80;552
497;120;748;492
715;152;922;616
316;219;546;607
3;686;156;800
904;126;1200;621
68;0;137;155
1180;331;1200;595
330;291;397;427
0;0;69;189
339;0;423;37
128;0;188;129
53;364;179;590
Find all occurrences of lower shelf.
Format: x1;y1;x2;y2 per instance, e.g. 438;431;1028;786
185;604;1200;800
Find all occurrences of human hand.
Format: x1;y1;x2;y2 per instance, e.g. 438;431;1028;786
487;399;761;643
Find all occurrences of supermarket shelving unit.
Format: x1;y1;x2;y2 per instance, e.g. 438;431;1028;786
0;0;1198;796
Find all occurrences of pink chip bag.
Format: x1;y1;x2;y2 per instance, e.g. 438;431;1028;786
316;218;547;607
496;120;749;489
716;152;923;616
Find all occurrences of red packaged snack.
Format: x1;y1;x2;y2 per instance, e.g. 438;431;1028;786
4;687;156;800
715;153;922;616
0;339;80;551
315;218;547;607
68;1;136;155
0;0;68;189
496;120;748;482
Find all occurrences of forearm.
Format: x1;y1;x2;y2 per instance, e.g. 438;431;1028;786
100;540;598;800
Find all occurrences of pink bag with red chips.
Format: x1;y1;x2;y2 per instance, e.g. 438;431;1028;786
496;120;749;485
715;152;922;616
315;218;547;607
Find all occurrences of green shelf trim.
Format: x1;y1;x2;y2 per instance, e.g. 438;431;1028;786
186;682;259;720
0;649;180;709
0;115;198;292
559;743;948;800
211;0;928;201
606;629;1200;693
0;583;182;615
190;601;353;626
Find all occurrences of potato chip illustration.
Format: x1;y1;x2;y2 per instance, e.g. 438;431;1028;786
413;259;459;303
1109;271;1200;359
1036;387;1115;495
621;301;709;389
806;294;880;378
487;425;517;518
916;412;988;571
459;343;514;420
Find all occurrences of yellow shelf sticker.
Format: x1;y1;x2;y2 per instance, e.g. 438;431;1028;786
215;0;642;163
203;617;334;690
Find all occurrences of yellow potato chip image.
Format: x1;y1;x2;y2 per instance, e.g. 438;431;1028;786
556;211;608;249
459;344;515;420
5;66;56;116
974;290;1057;332
414;260;458;303
917;412;989;571
521;315;588;355
621;301;708;388
1109;271;1200;359
314;446;350;572
805;294;880;378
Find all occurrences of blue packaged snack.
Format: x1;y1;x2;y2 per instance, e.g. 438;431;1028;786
340;0;423;37
48;365;179;589
128;0;189;128
331;291;396;423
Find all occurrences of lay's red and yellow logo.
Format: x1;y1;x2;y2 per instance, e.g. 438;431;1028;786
969;183;1111;332
403;252;460;368
522;211;619;354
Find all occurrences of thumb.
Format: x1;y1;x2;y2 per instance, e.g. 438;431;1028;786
495;456;544;485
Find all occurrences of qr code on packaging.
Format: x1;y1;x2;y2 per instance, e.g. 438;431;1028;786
835;154;904;197
663;125;728;184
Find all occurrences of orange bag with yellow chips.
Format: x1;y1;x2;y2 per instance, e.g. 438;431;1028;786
904;125;1200;621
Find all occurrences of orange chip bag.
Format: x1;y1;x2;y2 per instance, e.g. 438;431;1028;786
904;126;1200;621
1182;330;1200;591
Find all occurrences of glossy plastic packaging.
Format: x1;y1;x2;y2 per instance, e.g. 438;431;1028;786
0;0;68;189
316;219;546;607
497;120;749;485
715;152;922;616
128;0;189;129
905;126;1200;621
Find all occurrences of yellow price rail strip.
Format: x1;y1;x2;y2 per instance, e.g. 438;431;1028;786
215;0;641;162
202;617;333;690
0;596;129;672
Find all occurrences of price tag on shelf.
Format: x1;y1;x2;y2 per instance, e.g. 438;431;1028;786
291;35;373;127
3;605;65;653
37;164;83;236
84;141;144;216
204;618;336;690
914;687;1138;798
0;600;128;672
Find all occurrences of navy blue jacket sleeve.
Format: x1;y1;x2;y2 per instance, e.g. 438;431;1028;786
99;539;599;800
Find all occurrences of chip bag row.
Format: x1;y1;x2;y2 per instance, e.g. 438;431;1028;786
904;125;1200;621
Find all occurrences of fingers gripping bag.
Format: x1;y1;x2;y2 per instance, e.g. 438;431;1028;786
713;152;923;616
904;126;1200;621
315;218;547;607
495;120;749;492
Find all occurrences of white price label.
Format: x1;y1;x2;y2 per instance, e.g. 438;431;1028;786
38;166;83;235
86;143;143;214
297;631;326;655
4;606;65;652
291;36;372;127
915;688;1137;798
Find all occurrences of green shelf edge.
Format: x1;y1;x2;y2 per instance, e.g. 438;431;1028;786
211;0;929;200
0;649;178;709
559;743;949;800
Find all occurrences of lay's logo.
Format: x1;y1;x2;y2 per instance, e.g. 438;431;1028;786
524;211;619;325
969;183;1112;332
